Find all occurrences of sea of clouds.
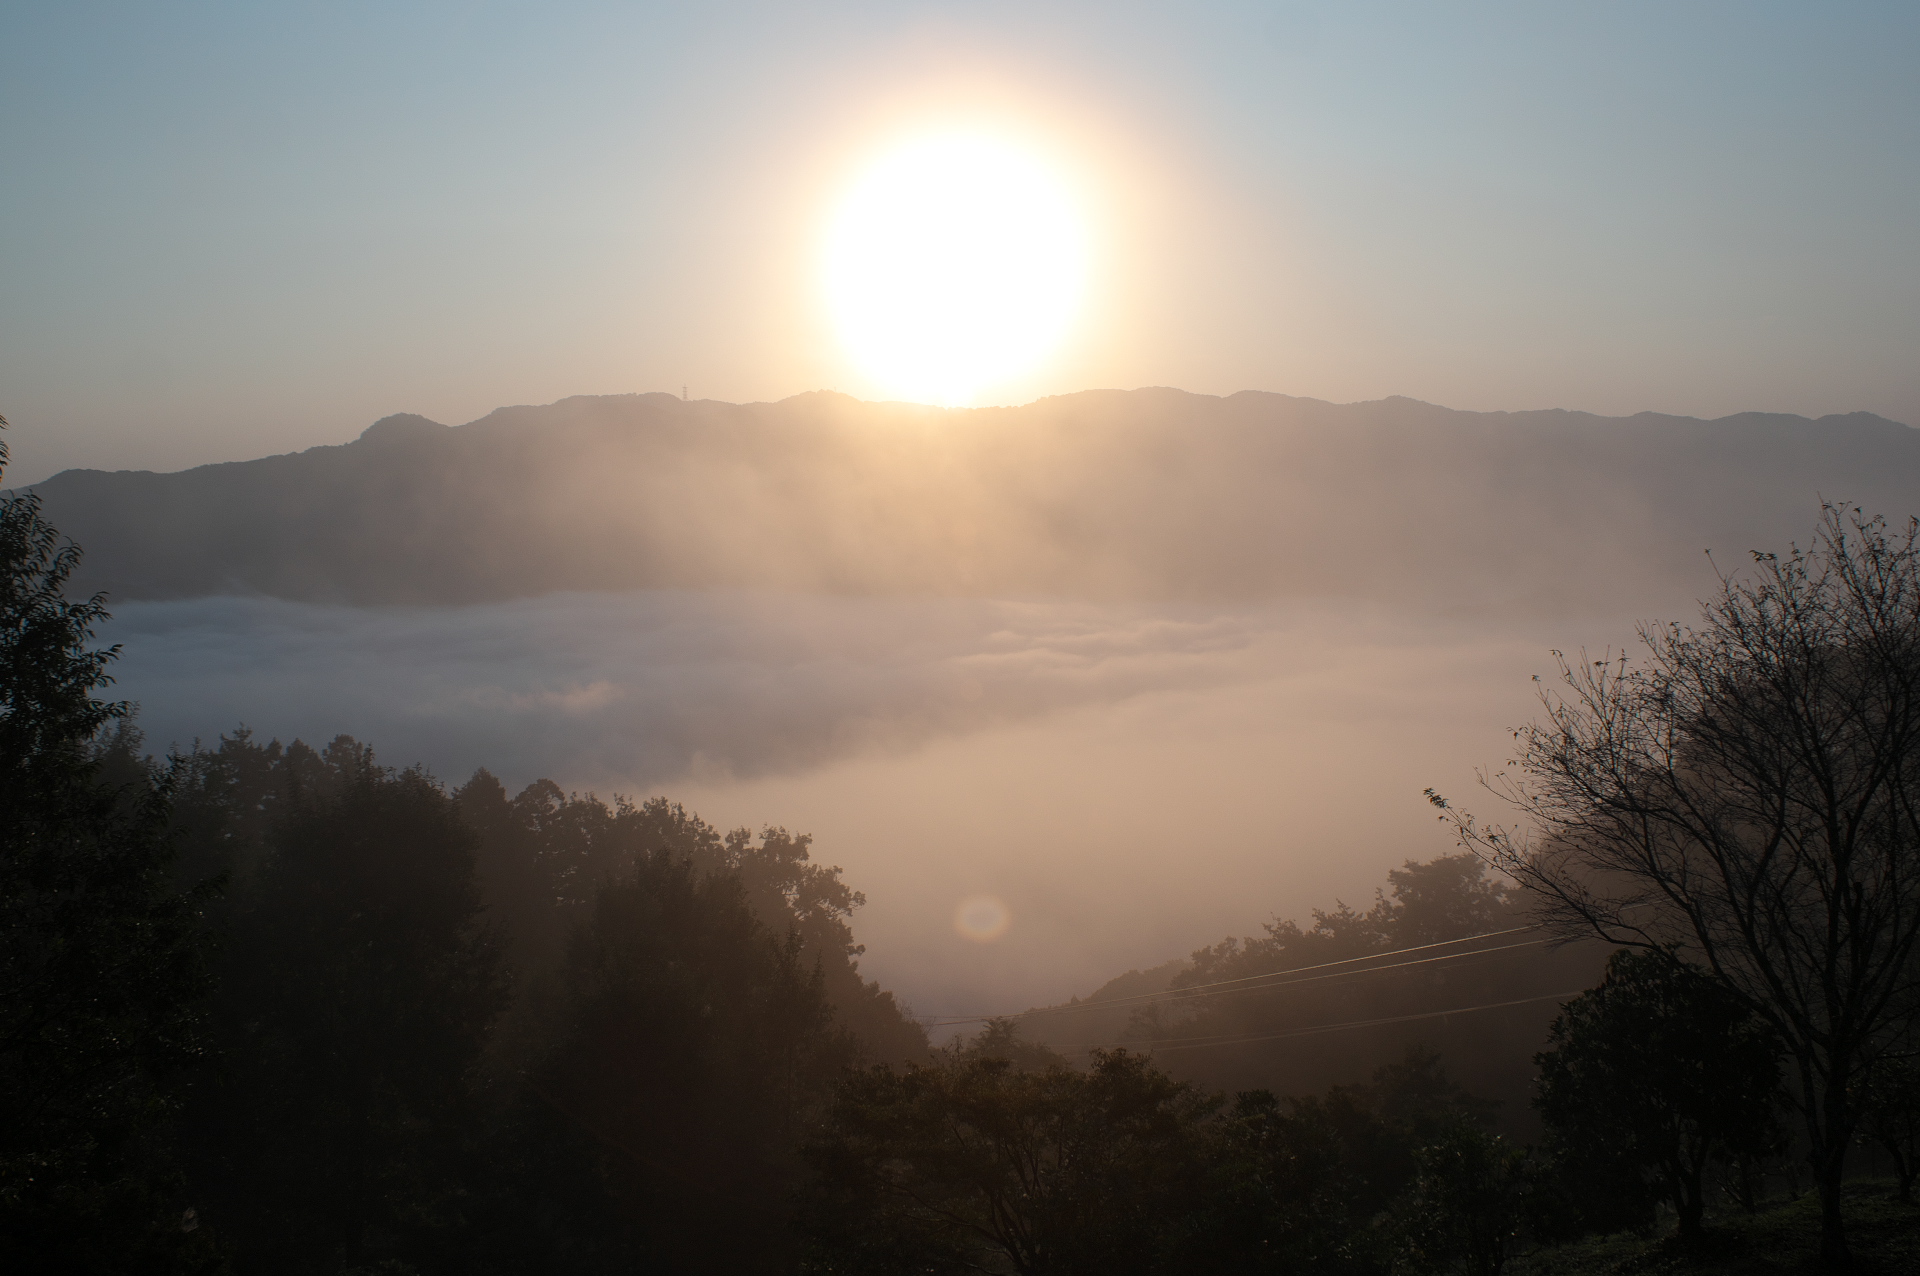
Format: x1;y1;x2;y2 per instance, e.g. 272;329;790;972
101;589;1651;1015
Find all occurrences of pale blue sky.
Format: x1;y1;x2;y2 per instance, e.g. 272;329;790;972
4;1;1916;482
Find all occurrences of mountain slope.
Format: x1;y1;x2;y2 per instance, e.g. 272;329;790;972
32;389;1918;613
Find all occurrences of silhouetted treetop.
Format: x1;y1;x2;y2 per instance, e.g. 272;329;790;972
0;423;217;1272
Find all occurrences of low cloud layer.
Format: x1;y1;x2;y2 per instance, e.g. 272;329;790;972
106;590;1297;787
103;588;1654;1014
61;391;1918;1011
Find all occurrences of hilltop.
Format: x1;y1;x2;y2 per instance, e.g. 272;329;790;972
30;390;1918;615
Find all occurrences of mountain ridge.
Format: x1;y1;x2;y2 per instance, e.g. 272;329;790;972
30;389;1920;614
38;390;1907;483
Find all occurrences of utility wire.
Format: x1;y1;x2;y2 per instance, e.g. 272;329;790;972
1052;990;1585;1054
925;938;1549;1028
923;923;1545;1027
926;923;1540;1022
1106;938;1541;1013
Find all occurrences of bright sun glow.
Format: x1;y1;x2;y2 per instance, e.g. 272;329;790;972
826;132;1088;407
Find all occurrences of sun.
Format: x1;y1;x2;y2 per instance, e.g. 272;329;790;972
824;131;1088;407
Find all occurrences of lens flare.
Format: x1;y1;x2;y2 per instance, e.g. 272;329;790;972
825;131;1087;407
953;894;1013;943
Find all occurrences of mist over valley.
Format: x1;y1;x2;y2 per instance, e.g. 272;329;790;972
57;389;1918;1016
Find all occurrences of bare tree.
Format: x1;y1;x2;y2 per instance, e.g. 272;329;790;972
1432;505;1920;1271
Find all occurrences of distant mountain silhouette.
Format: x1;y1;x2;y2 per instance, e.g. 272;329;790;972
30;390;1919;614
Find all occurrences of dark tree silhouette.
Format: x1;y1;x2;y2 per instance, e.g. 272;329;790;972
1393;1116;1529;1276
160;733;920;1272
1855;1051;1920;1204
1187;1088;1383;1276
1189;1049;1498;1276
1116;853;1586;1106
1534;950;1781;1237
804;1044;1216;1276
182;736;507;1275
0;421;217;1272
489;849;854;1274
805;1028;1512;1276
451;775;926;1066
1175;853;1514;993
1438;506;1920;1269
1384;855;1512;946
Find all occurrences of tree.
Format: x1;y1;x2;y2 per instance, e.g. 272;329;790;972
183;736;507;1274
451;777;926;1067
1435;505;1920;1269
1384;855;1512;947
803;1043;1216;1276
1175;853;1514;993
1137;855;1532;1100
493;848;854;1274
0;420;218;1271
1393;1117;1529;1276
1854;1051;1920;1204
1534;950;1782;1237
1180;1088;1384;1276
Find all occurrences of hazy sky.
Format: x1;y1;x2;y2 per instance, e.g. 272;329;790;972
5;1;1917;483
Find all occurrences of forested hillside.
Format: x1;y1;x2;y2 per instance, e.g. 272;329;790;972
13;687;1920;1275
1014;855;1609;1131
154;729;923;1273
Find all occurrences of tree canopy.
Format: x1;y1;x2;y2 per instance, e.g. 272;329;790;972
0;422;217;1272
1534;949;1782;1237
1439;504;1920;1268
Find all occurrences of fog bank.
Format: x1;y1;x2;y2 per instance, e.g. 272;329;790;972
72;388;1920;1013
106;588;1643;1014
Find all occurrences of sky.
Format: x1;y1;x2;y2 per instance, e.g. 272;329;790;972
5;1;1919;484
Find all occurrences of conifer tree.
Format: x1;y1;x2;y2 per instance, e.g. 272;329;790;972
0;418;217;1272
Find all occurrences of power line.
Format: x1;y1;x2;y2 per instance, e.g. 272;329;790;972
928;923;1540;1021
1050;990;1584;1055
926;938;1549;1028
923;923;1545;1027
1094;938;1543;1014
1137;924;1542;998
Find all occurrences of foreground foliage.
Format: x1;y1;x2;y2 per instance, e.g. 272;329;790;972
177;739;508;1273
0;425;219;1273
804;1045;1214;1275
801;1038;1523;1276
1535;951;1783;1238
1442;506;1920;1267
1510;1181;1920;1276
161;731;911;1276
